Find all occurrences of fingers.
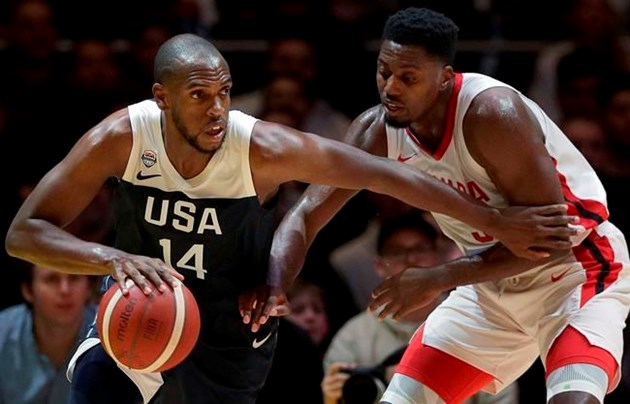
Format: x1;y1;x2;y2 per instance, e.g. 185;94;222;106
239;291;255;325
531;203;568;215
167;268;185;281
116;276;131;296
121;262;153;295
268;303;291;317
519;249;550;260
368;294;396;320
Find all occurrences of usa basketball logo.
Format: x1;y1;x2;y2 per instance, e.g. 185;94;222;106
141;150;157;168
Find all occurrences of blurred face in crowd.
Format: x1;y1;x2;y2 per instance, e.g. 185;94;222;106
374;225;445;322
562;117;607;170
286;285;329;345
374;227;441;280
604;88;630;147
21;265;92;327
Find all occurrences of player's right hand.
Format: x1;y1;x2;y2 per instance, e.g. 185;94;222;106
494;203;579;260
110;252;184;296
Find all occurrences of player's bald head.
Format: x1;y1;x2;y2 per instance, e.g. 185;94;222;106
154;34;226;84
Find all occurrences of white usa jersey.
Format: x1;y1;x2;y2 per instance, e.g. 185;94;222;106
385;72;608;256
118;100;279;310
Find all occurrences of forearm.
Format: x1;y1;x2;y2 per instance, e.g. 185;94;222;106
6;218;114;275
437;244;565;290
371;162;501;234
267;206;312;289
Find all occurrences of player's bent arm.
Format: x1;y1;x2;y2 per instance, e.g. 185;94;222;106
268;185;358;290
265;108;388;289
5;109;132;275
442;244;568;291
370;244;571;320
465;87;575;248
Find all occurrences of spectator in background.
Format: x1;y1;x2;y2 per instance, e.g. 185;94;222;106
596;73;630;242
322;211;516;404
123;24;178;102
63;38;132;144
231;37;351;141
528;0;630;123
555;46;608;121
329;192;461;311
329;194;417;311
285;278;331;354
560;116;608;173
257;277;328;404
0;263;97;404
0;0;69;182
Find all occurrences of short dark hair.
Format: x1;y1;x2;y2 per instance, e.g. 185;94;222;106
153;33;221;84
382;7;459;65
377;211;438;254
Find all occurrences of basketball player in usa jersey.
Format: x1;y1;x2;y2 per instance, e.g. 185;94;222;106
247;7;630;404
5;33;574;404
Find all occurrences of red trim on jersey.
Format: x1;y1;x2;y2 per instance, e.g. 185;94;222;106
404;73;463;160
574;229;623;303
551;159;618;301
396;325;494;402
546;326;618;392
554;160;608;229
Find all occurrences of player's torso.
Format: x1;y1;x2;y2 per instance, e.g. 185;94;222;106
114;100;278;307
385;72;608;256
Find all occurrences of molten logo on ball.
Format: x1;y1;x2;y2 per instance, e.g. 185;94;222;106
97;280;201;373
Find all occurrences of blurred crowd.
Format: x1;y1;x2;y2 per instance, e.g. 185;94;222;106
0;0;628;403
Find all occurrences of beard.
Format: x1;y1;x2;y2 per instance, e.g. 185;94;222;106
172;109;220;154
384;113;410;128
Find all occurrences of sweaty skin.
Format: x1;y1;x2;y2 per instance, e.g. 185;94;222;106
3;34;574;325
241;40;577;331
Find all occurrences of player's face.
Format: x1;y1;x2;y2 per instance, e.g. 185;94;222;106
377;41;448;128
169;57;232;154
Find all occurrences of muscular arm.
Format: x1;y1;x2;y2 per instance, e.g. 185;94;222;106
370;87;575;318
241;103;573;328
5;109;181;294
370;244;565;320
6;109;130;274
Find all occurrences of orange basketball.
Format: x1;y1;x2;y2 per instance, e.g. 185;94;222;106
96;280;201;373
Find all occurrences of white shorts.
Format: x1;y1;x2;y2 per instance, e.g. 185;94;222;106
422;221;630;394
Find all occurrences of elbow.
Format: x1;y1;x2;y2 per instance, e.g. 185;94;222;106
5;221;30;260
5;228;20;259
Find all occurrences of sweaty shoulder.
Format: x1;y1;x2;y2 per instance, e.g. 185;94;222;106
343;105;387;156
461;73;523;128
78;104;134;179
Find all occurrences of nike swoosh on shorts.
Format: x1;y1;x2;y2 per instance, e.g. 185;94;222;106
252;332;272;349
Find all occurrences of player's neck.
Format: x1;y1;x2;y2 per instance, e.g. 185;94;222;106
408;81;454;151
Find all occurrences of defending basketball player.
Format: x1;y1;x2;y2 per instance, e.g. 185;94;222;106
6;33;574;403
245;7;630;404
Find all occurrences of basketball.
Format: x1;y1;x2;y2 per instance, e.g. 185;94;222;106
97;280;201;373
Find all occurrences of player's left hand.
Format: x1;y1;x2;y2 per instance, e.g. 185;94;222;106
493;204;578;260
368;266;444;320
239;284;291;332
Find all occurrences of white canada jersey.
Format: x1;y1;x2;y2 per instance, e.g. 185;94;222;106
385;72;608;256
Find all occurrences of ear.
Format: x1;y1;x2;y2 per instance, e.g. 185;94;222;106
440;65;455;91
152;83;168;110
20;282;34;304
